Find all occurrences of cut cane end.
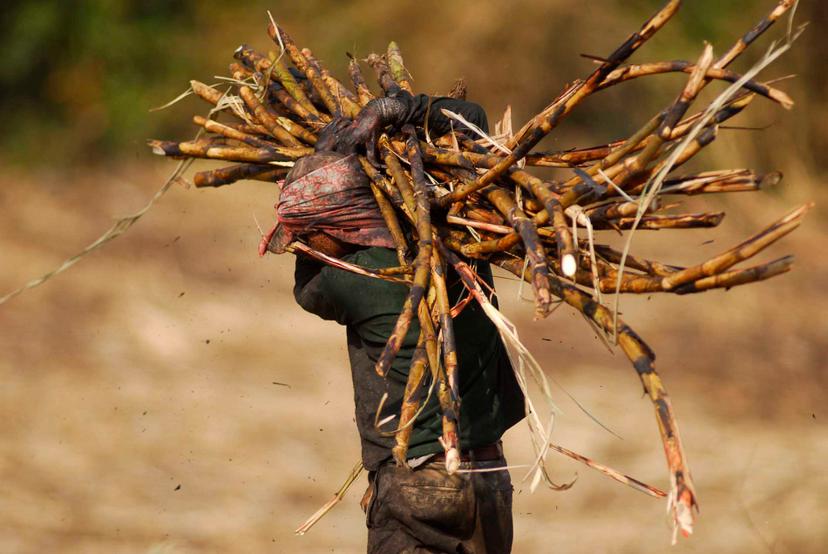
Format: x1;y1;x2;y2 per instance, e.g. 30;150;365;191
759;171;783;189
669;481;698;544
673;501;696;541
445;449;461;474
392;446;410;469
562;254;577;277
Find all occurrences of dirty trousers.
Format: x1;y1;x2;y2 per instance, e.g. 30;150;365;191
363;458;513;554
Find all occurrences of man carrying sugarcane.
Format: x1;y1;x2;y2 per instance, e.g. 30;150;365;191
261;91;524;553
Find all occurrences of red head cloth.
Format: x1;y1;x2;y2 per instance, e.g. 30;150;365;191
259;153;395;255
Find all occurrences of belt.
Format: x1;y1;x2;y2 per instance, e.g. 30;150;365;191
431;442;503;463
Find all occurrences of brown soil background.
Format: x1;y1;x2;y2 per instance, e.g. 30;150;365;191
1;2;827;553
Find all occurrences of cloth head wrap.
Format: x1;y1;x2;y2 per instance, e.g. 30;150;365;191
259;152;395;255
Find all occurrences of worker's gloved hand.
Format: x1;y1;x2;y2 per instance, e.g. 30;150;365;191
321;91;415;164
314;117;352;153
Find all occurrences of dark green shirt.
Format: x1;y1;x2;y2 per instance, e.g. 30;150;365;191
294;247;524;470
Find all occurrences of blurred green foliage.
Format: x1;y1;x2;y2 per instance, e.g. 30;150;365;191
0;0;824;175
0;0;212;163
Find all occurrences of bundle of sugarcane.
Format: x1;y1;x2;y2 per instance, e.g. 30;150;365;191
149;0;809;539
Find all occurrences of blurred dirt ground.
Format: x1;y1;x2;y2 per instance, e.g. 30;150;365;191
0;158;825;553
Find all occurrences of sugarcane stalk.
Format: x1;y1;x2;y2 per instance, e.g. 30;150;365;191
430;115;659;253
548;198;578;277
438;0;683;206
189;80;225;106
238;85;304;147
558;57;737;199
416;293;452;469
192;115;273;148
381;138;418;217
348;55;376;106
661;204;811;290
714;0;796;70
406;289;463;474
387;41;414;93
392;331;429;467
305;54;360;109
625;126;720;195
287;242;410;284
273;114;318;145
598;124;717;199
269;83;324;126
533;112;662;198
221;119;271;137
521;197;544;215
321;72;362;119
268;23;341;116
419;142;577;270
374;266;415;276
366;53;402;95
228;60;255;80
369;181;410;265
547;443;667;498
585;200;645;221
233;44;270;71
464;151;722;251
358;156;409;216
299;47;362;119
599;61;793;108
493;254;697;538
430;247;461;473
554;93;751;196
591;212;725;230
529;253;657;294
148;139;311;163
570;253;794;295
479;182;554;317
661;44;716;140
594;244;681;277
576;46;711;201
446;215;512;235
193;163;287;188
460;229;521;256
465;207;505;226
667;92;754;141
596;114;665;177
373;127;433;378
662;169;780;195
522;148;617;167
674;255;794;294
426;166;461;188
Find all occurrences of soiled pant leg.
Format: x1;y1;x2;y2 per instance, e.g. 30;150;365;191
467;465;513;553
365;458;513;554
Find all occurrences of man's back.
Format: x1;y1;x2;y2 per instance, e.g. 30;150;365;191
293;246;524;470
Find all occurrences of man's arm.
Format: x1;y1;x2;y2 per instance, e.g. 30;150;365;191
331;92;488;157
293;255;347;324
405;94;489;137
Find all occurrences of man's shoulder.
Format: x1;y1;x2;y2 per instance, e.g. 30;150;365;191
343;246;399;270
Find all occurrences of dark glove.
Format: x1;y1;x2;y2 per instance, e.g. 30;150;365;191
314;117;353;153
315;92;415;164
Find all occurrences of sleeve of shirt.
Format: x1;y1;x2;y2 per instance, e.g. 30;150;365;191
293;255;348;324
